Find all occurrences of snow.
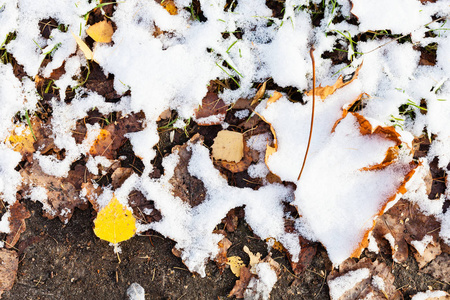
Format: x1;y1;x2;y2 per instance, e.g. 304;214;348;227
126;283;145;300
1;0;450;296
328;268;370;300
244;262;278;300
411;290;449;300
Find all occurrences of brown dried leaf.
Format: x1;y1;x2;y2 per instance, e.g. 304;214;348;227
111;167;133;189
228;266;253;298
306;64;363;100
20;162;88;222
250;81;268;106
89;128;113;158
0;249;18;297
372;199;441;264
414;242;442;269
222;208;239;232
6;201;31;249
421;253;450;282
328;258;402;300
169;134;206;207
212;130;244;163
194;92;227;125
215;232;232;274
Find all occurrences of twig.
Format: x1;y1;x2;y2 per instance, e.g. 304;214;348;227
298;46;316;181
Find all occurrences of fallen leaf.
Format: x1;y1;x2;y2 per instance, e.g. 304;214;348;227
243;245;262;273
327;258;402;300
411;290;450;300
20;162;88;222
212;130;244;163
71;31;94;60
215;232;232;273
227;256;245;277
371;198;441;264
169;134;206;207
265;91;283;107
6;201;31;249
219;143;253;173
160;0;178;15
94;196;136;244
194;92;227;126
5;125;36;157
306;64;363;100
86;20;114;43
111;167;134;189
89;128;113;157
228;266;253;298
250;80;268;106
0;249;18;297
421;253;450;282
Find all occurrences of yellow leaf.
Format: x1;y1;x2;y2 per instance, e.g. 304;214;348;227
71;31;93;60
86;20;114;43
94;196;136;244
6;125;35;155
227;256;245;277
161;0;178;15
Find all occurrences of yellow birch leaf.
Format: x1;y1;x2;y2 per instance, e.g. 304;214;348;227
71;31;94;60
211;130;244;162
94;196;136;244
86;20;114;43
6;125;35;155
227;256;245;277
161;0;178;15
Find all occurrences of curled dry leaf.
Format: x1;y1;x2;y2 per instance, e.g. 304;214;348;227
250;80;268;106
0;249;19;297
6;201;31;249
86;20;114;43
93;196;136;244
211;130;244;163
306;64;363;100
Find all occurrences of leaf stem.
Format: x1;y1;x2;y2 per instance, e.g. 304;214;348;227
297;47;316;181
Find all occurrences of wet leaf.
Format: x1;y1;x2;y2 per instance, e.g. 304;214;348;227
94;196;136;244
86;20;114;43
212;130;244;163
0;249;18;297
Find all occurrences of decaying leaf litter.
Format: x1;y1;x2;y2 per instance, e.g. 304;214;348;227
0;0;449;299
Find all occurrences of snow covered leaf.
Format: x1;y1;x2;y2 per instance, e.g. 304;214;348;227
371;199;441;265
71;31;93;60
327;258;402;300
227;256;245;277
212;130;244;162
6;125;36;157
194;91;227;125
411;290;450;300
86;20;114;43
258;90;416;266
0;249;18;298
94;196;136;244
306;64;362;100
6;201;31;249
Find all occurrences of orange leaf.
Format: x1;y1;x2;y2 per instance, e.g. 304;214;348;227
160;0;178;15
306;64;363;100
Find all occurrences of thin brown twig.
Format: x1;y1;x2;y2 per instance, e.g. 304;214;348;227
298;46;316;181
